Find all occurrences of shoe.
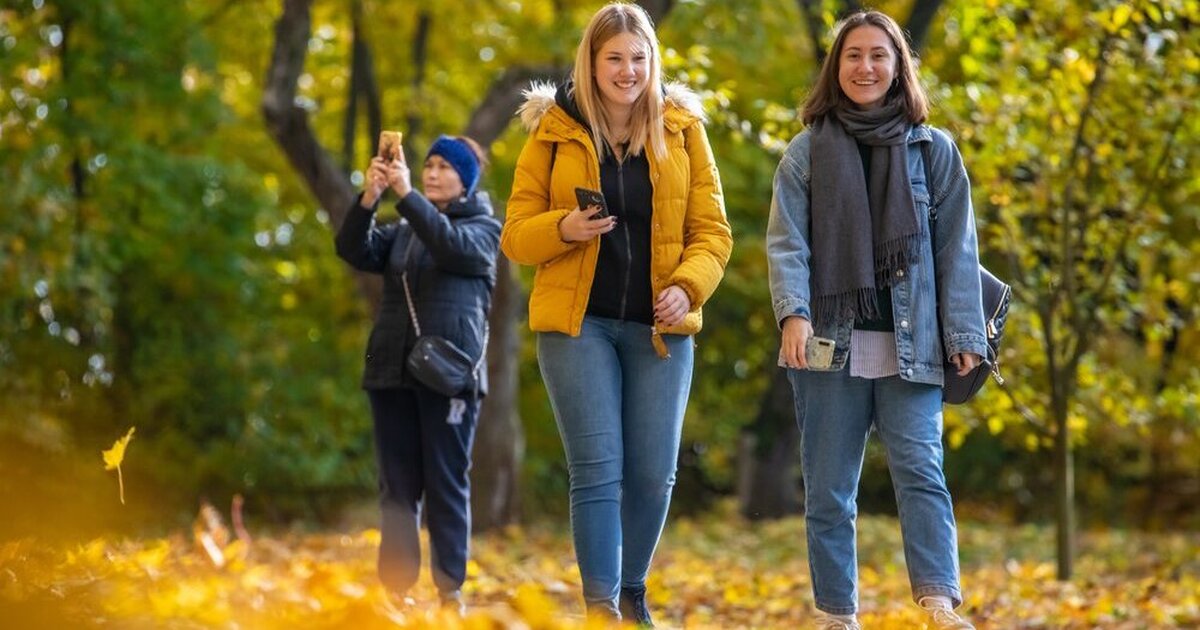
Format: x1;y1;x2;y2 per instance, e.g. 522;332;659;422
619;585;654;627
585;598;620;620
815;612;861;630
439;589;466;617
919;597;975;630
381;592;415;623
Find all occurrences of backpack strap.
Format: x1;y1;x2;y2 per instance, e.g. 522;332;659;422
921;136;937;223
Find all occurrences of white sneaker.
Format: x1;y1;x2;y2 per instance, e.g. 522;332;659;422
815;612;862;630
919;596;975;630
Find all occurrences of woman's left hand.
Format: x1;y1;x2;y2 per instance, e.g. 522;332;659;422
384;146;412;198
654;285;691;327
950;352;983;376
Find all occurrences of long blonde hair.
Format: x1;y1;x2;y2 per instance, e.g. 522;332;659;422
571;2;667;161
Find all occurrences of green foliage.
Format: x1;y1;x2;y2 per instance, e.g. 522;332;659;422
0;0;373;532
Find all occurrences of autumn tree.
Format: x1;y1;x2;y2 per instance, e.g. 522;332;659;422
925;0;1200;578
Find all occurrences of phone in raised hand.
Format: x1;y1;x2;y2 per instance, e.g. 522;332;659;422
378;130;403;161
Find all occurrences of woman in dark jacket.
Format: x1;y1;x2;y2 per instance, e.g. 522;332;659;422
335;135;500;615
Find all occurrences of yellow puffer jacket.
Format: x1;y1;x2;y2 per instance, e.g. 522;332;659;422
502;82;733;338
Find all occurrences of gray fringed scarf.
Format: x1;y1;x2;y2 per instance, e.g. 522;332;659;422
809;101;921;324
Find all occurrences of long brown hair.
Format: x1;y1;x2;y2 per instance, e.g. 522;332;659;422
571;2;667;160
801;10;928;125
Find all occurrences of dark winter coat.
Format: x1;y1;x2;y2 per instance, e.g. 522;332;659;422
336;190;501;395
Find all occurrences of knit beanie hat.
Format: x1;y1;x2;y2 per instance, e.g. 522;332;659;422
426;135;481;195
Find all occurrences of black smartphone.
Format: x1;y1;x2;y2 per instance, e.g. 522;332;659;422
574;187;609;219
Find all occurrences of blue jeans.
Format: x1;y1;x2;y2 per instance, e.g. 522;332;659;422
787;367;963;615
537;315;694;609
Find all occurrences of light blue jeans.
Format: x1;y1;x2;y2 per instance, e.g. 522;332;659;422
787;366;963;615
537;315;694;610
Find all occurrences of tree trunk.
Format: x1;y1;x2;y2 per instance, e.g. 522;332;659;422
737;366;800;519
1052;386;1074;579
470;258;524;531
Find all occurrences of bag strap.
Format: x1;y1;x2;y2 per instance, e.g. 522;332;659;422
399;237;422;337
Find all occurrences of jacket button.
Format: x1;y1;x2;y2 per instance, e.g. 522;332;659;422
896;269;905;277
905;368;914;376
900;320;909;329
366;353;373;361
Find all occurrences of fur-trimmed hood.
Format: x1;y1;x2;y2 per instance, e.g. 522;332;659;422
517;80;706;135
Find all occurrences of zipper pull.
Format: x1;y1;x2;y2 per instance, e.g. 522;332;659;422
650;327;671;360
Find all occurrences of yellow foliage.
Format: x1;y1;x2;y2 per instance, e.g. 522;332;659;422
2;503;1198;628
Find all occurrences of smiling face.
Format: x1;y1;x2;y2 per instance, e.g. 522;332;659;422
593;31;650;115
837;25;898;110
421;155;465;208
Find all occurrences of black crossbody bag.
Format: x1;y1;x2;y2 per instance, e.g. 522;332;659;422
399;238;488;398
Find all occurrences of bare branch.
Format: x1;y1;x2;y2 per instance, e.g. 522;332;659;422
463;65;564;146
1057;34;1115;327
906;0;945;53
1067;115;1184;371
998;379;1052;438
405;11;432;150
637;0;674;23
343;1;363;169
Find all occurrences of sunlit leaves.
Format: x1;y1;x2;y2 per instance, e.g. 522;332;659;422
2;504;1197;628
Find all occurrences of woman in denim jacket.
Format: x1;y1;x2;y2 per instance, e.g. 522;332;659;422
766;11;985;630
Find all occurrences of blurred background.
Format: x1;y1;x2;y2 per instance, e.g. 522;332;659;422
1;0;1197;564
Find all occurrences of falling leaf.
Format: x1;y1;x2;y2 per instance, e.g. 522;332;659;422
102;426;135;471
101;426;136;504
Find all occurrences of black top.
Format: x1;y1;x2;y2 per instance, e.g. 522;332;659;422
855;142;895;332
556;83;656;325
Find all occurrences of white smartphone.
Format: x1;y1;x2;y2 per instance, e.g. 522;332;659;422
805;336;836;370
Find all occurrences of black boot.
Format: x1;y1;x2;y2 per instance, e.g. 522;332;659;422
619;585;654;627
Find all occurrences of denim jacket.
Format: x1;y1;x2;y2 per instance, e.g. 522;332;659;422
767;124;987;386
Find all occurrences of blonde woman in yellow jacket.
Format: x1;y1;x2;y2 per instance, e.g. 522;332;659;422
502;4;731;624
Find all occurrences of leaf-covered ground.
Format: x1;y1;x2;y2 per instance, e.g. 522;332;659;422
2;501;1196;629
